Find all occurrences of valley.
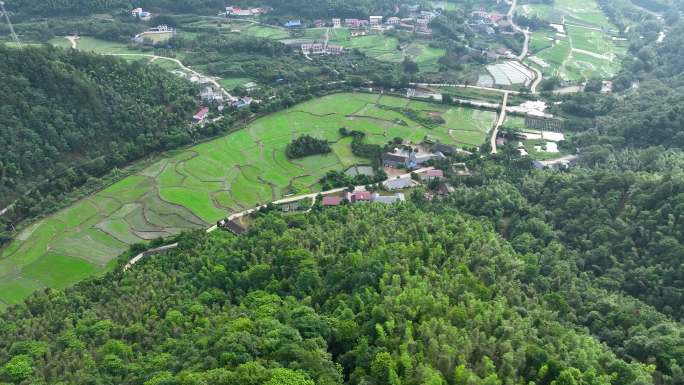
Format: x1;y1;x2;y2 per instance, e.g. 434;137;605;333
0;92;496;309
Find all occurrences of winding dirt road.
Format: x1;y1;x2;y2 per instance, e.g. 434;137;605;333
108;53;236;101
507;0;542;93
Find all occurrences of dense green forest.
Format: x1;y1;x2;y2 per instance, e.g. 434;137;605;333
0;46;196;220
0;201;662;385
6;0;403;18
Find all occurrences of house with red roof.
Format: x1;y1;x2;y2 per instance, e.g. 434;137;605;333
322;196;343;206
346;190;372;203
193;107;209;124
422;169;444;181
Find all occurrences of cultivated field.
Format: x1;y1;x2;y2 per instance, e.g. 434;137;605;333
325;29;445;71
0;93;495;309
520;0;615;29
502;116;571;160
519;0;626;81
48;36;142;55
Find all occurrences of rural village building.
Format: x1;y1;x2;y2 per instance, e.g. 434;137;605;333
432;143;456;156
421;169;444;181
532;156;578;170
244;82;259;92
224;6;269;16
302;43;325;54
131;8;151;20
387;17;400;25
327;44;344;54
383;177;419;190
370;16;383;29
382;149;445;169
232;96;253;109
133;25;176;43
219;219;247;235
322;196;343;206
200;86;224;103
280;201;301;212
382;153;410;168
193;107;209;124
346;191;372;203
371;193;405;204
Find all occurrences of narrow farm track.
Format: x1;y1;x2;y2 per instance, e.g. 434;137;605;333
506;0;542;93
107;53;237;101
66;35;78;49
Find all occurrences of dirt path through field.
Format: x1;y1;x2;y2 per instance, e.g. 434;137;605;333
66;35;79;49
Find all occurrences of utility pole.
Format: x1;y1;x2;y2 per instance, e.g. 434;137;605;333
0;1;21;47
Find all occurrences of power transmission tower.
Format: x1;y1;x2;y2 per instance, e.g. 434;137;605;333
0;1;21;47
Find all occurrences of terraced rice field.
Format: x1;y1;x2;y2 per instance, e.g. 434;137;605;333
519;0;626;81
520;0;615;29
299;28;445;72
0;93;495;310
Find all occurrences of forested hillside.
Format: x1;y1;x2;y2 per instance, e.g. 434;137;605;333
0;203;658;385
7;0;400;17
0;46;196;219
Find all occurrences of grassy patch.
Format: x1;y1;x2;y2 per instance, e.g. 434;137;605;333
0;277;43;306
22;253;97;289
218;77;254;90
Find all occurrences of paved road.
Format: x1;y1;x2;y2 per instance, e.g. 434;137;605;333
506;0;542;93
123;243;179;271
528;66;543;93
109;53;237;101
490;91;509;154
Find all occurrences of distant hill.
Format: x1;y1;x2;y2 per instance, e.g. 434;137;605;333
6;0;224;16
0;46;197;218
6;0;400;18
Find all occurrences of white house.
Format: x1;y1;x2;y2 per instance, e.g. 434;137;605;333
131;8;152;20
387;17;400;25
200;86;224;103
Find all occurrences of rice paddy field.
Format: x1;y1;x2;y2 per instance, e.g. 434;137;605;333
0;93;495;310
324;28;445;71
520;0;627;82
519;0;615;29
